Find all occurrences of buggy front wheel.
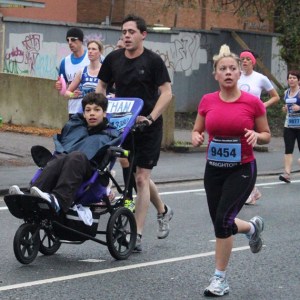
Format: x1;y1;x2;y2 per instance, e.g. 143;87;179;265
106;207;137;260
39;228;61;255
13;223;40;264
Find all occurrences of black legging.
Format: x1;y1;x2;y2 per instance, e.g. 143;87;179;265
283;127;300;154
204;160;257;238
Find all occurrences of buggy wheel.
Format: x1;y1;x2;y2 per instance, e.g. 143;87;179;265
106;207;137;260
39;229;61;255
13;223;40;264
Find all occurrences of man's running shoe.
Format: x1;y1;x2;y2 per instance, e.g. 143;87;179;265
204;275;229;297
249;216;264;253
157;204;174;239
9;185;24;195
245;187;261;205
124;199;135;212
279;173;291;183
133;234;142;253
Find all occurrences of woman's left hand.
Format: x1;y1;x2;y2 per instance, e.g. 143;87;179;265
244;128;258;147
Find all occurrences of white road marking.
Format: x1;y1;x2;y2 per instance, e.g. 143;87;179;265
159;179;300;195
1;180;300;210
79;259;106;263
0;246;249;291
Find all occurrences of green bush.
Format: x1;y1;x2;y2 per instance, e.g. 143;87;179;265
264;89;286;137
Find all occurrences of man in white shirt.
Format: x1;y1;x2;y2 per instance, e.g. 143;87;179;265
55;27;89;117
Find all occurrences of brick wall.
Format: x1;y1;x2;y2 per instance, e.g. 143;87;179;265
0;0;271;32
0;0;76;22
204;1;271;31
77;0;125;25
76;0;271;32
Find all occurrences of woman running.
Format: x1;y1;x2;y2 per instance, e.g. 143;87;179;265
192;44;271;297
64;40;103;114
279;70;300;183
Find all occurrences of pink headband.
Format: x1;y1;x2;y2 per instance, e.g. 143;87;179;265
240;51;256;65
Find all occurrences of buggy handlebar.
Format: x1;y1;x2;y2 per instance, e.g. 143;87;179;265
107;146;130;158
132;120;150;132
103;121;149;163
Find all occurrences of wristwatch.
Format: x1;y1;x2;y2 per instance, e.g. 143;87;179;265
146;115;154;123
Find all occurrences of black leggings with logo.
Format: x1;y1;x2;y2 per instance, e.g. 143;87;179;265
204;160;257;238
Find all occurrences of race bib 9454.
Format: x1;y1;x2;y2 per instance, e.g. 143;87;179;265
207;137;241;168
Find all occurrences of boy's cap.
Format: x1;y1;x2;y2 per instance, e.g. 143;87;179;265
66;27;84;42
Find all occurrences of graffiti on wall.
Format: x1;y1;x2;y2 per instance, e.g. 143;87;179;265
4;33;70;79
4;33;41;75
4;32;208;81
145;32;207;81
84;33;105;45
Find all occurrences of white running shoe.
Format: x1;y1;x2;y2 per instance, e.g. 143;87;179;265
9;185;24;195
204;275;229;297
30;186;60;212
157;204;174;239
133;234;142;253
249;216;264;253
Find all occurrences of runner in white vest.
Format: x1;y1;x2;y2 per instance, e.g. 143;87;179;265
55;27;90;117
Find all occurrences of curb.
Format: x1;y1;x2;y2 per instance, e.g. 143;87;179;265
167;144;206;153
168;144;269;153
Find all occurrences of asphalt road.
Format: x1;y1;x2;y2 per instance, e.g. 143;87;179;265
1;176;300;300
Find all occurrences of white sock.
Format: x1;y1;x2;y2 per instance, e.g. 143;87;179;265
246;222;255;239
214;269;226;278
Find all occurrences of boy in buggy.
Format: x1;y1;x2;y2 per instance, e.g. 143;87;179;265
9;92;121;213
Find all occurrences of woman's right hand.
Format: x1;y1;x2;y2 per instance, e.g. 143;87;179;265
282;105;287;113
192;131;205;147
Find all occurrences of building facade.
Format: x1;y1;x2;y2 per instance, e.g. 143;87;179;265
0;0;272;33
0;0;283;115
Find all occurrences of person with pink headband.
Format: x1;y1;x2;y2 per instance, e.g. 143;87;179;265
240;51;256;65
238;49;279;205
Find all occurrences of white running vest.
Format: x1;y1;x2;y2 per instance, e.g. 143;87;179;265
64;52;89;114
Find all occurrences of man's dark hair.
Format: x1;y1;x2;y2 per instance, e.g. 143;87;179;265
287;70;300;80
122;14;147;33
82;92;108;111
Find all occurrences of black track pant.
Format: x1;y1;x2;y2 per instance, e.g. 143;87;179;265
31;152;93;212
283;127;300;154
204;160;257;238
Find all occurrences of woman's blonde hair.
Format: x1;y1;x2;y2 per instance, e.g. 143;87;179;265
87;40;104;53
213;44;240;73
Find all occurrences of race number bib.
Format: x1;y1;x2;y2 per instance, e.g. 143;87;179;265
207;137;241;168
287;113;300;128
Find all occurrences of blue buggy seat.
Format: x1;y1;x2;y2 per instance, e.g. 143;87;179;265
74;97;143;205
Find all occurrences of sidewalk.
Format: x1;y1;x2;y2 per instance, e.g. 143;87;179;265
0;130;299;195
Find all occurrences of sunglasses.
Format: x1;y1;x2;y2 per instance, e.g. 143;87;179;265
66;37;79;42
